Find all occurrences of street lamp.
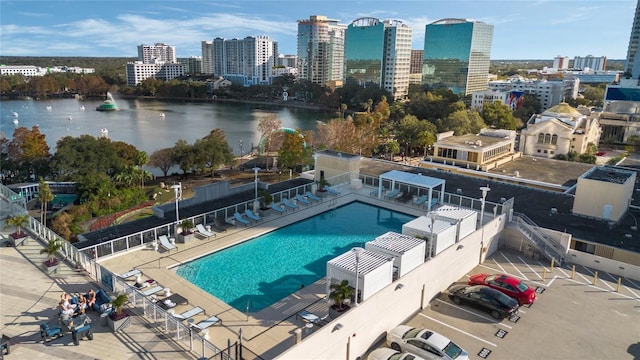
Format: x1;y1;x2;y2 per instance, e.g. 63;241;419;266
352;247;364;306
239;139;244;168
479;185;491;229
252;167;260;212
428;213;436;259
171;183;182;235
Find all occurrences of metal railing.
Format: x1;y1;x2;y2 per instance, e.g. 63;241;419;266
510;212;566;265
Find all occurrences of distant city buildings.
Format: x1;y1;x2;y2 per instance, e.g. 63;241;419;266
553;55;570;70
137;43;177;64
345;17;412;99
485;75;579;111
210;36;277;86
0;65;94;76
422;18;494;96
201;41;214;75
409;50;423;84
177;56;203;75
126;43;184;86
470;89;525;111
297;15;346;87
573;55;607;71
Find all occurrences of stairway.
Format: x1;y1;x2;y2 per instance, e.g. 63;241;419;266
15;238;81;278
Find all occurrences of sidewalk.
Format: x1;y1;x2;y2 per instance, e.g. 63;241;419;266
0;235;197;360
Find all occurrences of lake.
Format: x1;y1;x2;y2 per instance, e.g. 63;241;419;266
1;97;334;156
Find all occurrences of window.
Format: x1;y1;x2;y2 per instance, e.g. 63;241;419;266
551;135;558;145
537;134;544;144
544;134;551;144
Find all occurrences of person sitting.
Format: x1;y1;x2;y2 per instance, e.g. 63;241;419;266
76;294;87;315
58;300;74;318
87;289;96;309
61;293;77;311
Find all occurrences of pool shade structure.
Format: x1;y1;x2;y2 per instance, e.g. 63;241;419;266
374;170;446;212
402;216;457;256
365;232;426;278
326;249;394;303
430;205;478;242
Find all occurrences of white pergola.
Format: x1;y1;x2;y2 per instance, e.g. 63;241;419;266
374;170;446;212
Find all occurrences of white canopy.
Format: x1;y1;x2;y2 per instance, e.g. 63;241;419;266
375;170;446;211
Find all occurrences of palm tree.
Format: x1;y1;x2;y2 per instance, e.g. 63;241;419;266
40;239;62;267
38;177;53;225
5;214;29;237
134;151;150;188
329;280;354;311
109;293;129;321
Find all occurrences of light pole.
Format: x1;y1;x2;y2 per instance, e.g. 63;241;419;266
252;167;260;212
352;247;364;306
239;139;244;168
171;183;182;236
479;185;491;229
428;213;435;259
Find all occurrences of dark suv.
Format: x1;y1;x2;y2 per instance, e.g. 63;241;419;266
447;285;519;319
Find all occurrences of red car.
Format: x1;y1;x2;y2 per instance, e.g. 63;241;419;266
468;273;536;305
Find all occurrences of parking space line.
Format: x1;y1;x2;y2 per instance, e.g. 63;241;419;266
599;273;617;291
480;264;503;273
563;277;640;300
581;265;595;276
518;255;542;280
623;285;639;299
555;266;570;278
500;252;528;280
536;260;549;272
433;298;513;329
419;313;498;347
575;269;591;283
626;278;639;289
491;258;507;273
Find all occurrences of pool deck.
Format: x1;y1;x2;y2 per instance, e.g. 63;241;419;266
98;185;428;359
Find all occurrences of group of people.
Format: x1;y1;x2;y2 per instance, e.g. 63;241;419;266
58;290;96;319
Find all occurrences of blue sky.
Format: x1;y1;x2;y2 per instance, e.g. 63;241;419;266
0;0;635;60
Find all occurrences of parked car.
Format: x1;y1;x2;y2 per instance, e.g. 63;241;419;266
468;273;536;305
448;284;519;319
368;348;427;360
386;325;469;360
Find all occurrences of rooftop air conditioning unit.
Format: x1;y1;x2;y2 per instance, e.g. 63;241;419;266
550;208;558;215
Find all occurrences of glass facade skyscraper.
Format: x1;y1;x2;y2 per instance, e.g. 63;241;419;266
624;0;640;78
422;19;493;96
345;17;412;99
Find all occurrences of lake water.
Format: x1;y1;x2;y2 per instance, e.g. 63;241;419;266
0;97;333;156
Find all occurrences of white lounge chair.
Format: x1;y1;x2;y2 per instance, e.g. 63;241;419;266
233;212;250;226
192;315;221;330
244;209;262;222
271;203;286;214
305;191;321;202
282;198;298;210
296;310;328;324
195;224;215;238
295;194;311;206
158;235;176;252
325;186;340;196
118;269;141;279
173;306;204;320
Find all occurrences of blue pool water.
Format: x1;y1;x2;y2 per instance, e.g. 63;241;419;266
176;201;415;312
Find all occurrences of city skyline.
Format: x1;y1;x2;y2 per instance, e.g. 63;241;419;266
0;0;635;60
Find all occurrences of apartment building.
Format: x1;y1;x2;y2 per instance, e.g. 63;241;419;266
297;15;346;87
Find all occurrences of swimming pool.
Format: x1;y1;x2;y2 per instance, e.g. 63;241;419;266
176;201;415;312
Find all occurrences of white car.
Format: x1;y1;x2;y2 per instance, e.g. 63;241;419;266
367;348;424;360
368;348;426;360
386;325;469;360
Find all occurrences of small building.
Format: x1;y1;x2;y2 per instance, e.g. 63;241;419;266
519;102;601;158
429;129;517;172
314;150;362;184
365;232;426;278
572;166;636;222
430;205;478;242
326;248;394;303
402;216;457;257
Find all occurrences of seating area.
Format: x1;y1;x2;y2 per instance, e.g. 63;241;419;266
413;194;428;206
214;217;235;231
171;306;204;321
233;212;251;226
271;203;286;214
244;209;262;222
282;198;298;210
117;269;141;279
158;235;176;253
295;194;311;206
383;188;400;199
296;310;329;326
305;191;321;202
195;224;215;239
325;186;340;196
191;315;221;330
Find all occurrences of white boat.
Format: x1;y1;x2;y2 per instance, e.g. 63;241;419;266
80;105;85;111
12;119;19;125
46;106;52;111
12;111;18;117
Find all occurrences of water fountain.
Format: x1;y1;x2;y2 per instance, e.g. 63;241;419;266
96;92;119;111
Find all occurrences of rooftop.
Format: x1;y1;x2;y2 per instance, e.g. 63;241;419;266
583;167;635;184
435;133;511;148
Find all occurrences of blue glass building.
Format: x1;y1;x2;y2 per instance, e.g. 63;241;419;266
422;19;493;96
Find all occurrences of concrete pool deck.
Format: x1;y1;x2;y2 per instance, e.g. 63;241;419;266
98;185;428;358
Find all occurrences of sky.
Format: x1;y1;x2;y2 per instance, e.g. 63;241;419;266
0;0;636;60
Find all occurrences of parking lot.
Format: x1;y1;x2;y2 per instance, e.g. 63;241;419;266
365;250;640;360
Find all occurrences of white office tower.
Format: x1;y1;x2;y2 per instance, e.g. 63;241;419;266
201;41;214;75
553;55;569;70
382;19;412;100
297;15;347;86
137;43;177;64
573;55;607;71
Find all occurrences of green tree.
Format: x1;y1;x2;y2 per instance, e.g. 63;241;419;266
134;151;149;188
481;101;519;130
7;126;51;179
395;115;437;156
192;129;235;177
5;214;29;236
329;280;354;311
40;239;62;266
172;139;195;175
38;177;54;225
440;109;486;136
279;130;305;170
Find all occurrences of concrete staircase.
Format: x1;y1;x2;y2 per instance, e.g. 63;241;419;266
15;238;80;278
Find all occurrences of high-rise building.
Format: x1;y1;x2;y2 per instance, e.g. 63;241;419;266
553;56;570;70
345;17;412;99
422;19;493;96
573;55;607;71
297;15;346;86
409;50;424;84
137;43;177;64
178;56;203;75
209;36;277;86
201;41;214;75
624;0;640;78
125;62;184;86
